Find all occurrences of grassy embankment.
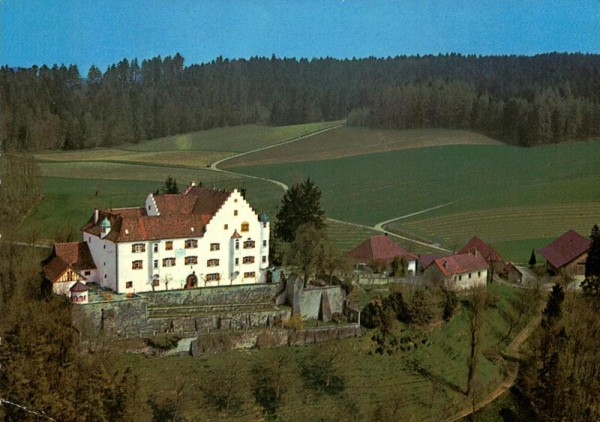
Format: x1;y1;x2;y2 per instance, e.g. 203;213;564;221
229;129;600;262
119;282;530;421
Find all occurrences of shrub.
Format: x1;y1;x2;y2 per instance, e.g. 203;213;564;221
146;334;180;350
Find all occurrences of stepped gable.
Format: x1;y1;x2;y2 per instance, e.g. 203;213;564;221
349;235;417;264
432;253;488;277
458;236;504;263
82;187;232;242
43;242;96;282
539;230;590;269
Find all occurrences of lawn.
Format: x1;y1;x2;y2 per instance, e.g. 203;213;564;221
222;127;500;168
122;120;343;153
117;282;529;421
22;176;283;243
232;140;600;261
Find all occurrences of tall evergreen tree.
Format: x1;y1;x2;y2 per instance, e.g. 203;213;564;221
274;178;325;243
581;224;600;296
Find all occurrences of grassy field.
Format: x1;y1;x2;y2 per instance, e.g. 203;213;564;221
118;282;529;421
122;121;343;153
23;176;283;243
222;127;500;168
231;140;600;261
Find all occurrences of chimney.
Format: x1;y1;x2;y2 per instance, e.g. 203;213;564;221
94;209;99;224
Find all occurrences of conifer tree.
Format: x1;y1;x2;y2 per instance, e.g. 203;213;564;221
274;178;325;243
528;249;537;267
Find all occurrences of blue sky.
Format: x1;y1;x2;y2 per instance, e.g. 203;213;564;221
1;0;599;71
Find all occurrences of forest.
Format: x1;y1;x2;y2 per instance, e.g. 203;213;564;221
2;52;600;151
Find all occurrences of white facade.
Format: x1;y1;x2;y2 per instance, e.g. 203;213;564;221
84;188;270;294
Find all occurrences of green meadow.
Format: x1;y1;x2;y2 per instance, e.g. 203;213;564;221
232;140;600;262
119;282;527;421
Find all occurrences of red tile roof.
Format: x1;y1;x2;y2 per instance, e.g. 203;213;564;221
349;235;417;264
419;254;443;270
70;281;89;292
458;236;504;263
43;242;96;283
539;230;590;269
432;253;488;277
82;186;233;243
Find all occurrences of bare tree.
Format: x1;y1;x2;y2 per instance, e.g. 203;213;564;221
286;223;325;287
466;286;487;396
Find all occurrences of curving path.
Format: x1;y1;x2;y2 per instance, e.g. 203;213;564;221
208;125;453;252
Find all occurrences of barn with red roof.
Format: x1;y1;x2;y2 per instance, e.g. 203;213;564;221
348;235;417;275
423;253;488;289
539;230;590;277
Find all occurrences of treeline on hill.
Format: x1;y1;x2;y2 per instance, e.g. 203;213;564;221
2;52;600;150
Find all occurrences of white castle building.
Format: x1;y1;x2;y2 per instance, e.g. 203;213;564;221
43;184;270;297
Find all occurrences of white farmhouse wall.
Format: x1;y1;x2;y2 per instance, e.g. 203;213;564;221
450;269;487;289
85;233;117;291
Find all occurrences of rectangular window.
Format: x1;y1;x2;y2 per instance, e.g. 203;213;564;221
262;256;267;264
162;258;176;267
243;256;255;264
132;243;146;253
210;243;220;251
185;239;198;249
235;258;239;266
207;259;220;267
153;260;158;269
132;260;143;270
165;241;173;251
244;272;256;278
262;240;267;247
206;273;220;281
125;281;133;288
241;222;249;232
185;256;198;265
153;244;158;253
243;240;255;249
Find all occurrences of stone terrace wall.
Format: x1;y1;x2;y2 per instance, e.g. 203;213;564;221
78;283;284;337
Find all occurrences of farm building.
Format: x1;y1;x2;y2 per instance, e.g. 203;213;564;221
44;184;270;296
504;263;538;286
417;254;443;273
539;230;589;277
348;235;417;275
458;236;504;273
423;253;488;289
42;241;97;302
